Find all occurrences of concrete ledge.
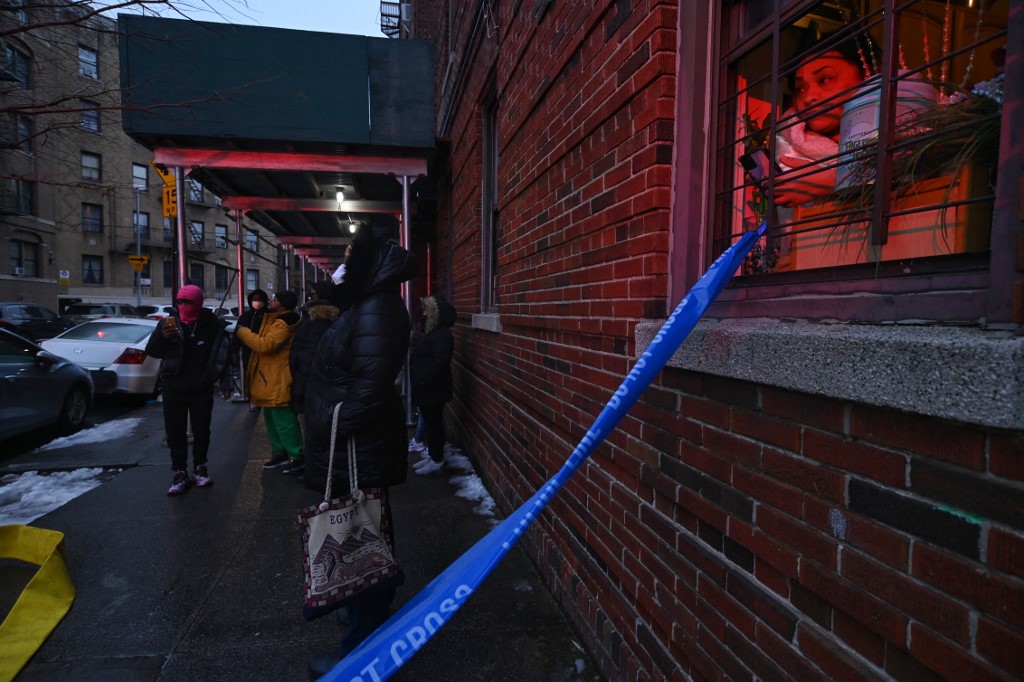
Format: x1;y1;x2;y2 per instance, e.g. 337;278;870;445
471;312;502;333
635;318;1024;430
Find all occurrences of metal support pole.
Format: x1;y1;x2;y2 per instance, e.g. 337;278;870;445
174;166;188;288
283;245;291;292
134;188;142;307
233;210;246;399
400;174;413;424
300;255;307;301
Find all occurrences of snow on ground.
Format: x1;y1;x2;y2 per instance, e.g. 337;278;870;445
0;419;142;524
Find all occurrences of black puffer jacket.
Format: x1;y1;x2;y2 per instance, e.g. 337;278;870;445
145;308;230;391
410;296;456;407
304;236;418;493
288;299;341;414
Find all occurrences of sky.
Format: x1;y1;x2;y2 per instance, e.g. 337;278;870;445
99;0;386;37
0;421;496;526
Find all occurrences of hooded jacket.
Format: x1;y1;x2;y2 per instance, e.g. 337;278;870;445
145;308;230;391
410;296;456;407
235;307;301;407
304;235;418;493
288;298;341;414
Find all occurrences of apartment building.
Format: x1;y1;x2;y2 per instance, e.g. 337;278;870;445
1;0;286;313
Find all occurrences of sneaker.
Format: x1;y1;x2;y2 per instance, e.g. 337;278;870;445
167;470;191;495
282;461;305;476
407;438;426;453
262;451;289;469
414;459;444;476
194;465;212;488
412;452;435;469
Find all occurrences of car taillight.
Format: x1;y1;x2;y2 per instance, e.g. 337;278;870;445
113;348;148;365
0;319;12;329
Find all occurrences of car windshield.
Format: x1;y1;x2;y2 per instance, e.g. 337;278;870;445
59;322;154;343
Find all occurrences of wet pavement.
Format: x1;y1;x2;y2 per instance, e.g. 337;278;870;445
1;399;601;681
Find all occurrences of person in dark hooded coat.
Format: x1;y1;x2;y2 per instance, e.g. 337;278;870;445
288;280;341;416
409;295;456;475
303;224;418;672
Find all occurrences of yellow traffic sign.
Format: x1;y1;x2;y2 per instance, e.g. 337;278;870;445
162;186;177;218
128;255;149;264
131;261;146;272
152;160;176;187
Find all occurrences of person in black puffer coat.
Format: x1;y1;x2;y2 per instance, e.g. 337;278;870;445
303;224;418;673
409;295;456;475
288;280;341;416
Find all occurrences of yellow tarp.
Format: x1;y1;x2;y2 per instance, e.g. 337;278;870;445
0;525;75;682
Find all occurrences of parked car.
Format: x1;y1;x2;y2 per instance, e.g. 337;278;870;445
138;304;176;320
0;327;93;439
41;318;161;397
0;302;69;341
63;302;142;327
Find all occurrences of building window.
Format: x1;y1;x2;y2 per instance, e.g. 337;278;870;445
481;97;500;311
714;0;1006;286
81;151;101;182
187;178;204;203
133;211;150;240
16;116;31;151
1;178;33;215
82;255;103;284
215;265;229;293
246;269;259;292
80;100;99;131
163;260;173;289
132;163;148;191
163;218;172;242
82;203;102;233
78;45;98;78
10;0;28;23
5;45;29;87
245;230;258;253
189;263;204;288
215;224;228;249
189;220;204;247
9;239;39;277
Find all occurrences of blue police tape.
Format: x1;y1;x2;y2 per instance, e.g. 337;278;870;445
321;221;769;682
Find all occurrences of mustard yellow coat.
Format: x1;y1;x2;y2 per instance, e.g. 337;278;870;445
235;310;300;407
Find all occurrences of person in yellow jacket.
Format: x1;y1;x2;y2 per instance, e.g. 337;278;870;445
235;289;305;475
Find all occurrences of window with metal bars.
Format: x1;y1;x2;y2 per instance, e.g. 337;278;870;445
715;0;1005;277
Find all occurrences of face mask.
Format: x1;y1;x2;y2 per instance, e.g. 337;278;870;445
331;263;347;285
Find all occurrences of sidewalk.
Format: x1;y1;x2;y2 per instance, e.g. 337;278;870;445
2;400;600;681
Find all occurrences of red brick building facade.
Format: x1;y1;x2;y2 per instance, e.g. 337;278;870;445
410;1;1023;679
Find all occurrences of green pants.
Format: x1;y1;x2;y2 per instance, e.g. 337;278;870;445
264;407;303;462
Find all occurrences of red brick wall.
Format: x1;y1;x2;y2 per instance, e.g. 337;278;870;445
423;1;1024;680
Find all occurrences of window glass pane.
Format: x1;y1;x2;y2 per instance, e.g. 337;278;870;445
188;179;204;202
9;47;29;87
190;221;204;246
246;269;259;291
163;218;172;242
215;265;228;291
163;261;173;288
82;203;103;232
246;231;258;252
16;116;31;151
80;100;99;131
133;211;150;240
189;263;204;286
78;45;98;78
132;163;148;190
717;0;1006;275
82;255;103;284
81;152;101;182
215;224;228;248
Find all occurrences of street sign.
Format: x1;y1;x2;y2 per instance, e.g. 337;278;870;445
130;261;145;272
162;186;177;218
127;255;149;264
152;160;175;187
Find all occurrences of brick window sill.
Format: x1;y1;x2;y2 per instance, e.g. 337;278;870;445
471;313;502;333
635;319;1023;430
